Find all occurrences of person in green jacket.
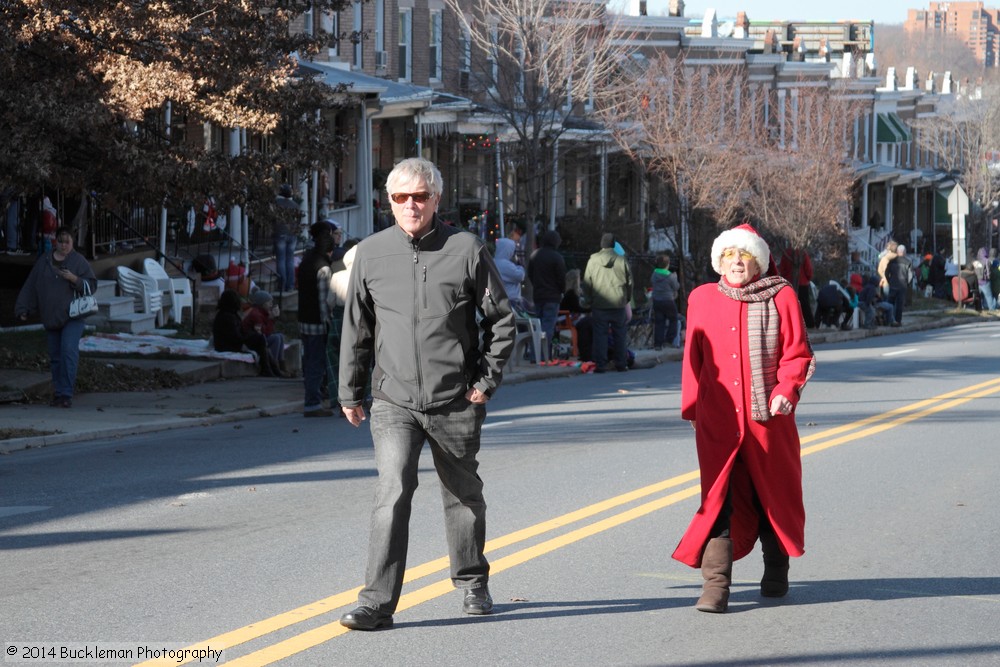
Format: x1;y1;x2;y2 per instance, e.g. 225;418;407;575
582;233;633;372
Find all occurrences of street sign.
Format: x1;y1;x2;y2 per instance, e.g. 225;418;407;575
947;184;969;266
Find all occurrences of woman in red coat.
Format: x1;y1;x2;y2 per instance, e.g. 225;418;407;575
674;223;816;613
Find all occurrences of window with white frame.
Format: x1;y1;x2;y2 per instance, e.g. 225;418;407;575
563;49;573;111
375;0;385;54
399;9;412;82
303;6;313;36
353;2;362;68
489;23;499;89
514;38;525;103
429;10;443;81
459;25;471;71
322;10;339;57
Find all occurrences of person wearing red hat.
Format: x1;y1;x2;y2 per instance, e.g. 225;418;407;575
674;223;816;613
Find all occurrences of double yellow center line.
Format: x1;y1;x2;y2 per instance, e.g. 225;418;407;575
138;377;1000;666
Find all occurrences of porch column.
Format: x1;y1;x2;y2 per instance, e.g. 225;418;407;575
495;138;505;237
549;138;559;231
159;101;171;262
600;142;608;222
356;101;375;239
885;183;893;236
860;177;869;233
229;127;245;262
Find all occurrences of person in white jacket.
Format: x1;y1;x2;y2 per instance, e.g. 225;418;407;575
325;244;357;411
494;237;527;313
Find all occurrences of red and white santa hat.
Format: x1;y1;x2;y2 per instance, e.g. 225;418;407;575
711;223;771;275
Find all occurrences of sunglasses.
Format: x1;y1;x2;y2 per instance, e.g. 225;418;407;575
389;192;434;204
722;248;755;261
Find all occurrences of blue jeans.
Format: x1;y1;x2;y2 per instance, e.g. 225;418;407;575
887;287;905;324
47;319;85;399
5;198;19;251
535;300;560;357
358;397;489;613
979;284;997;310
652;298;678;347
273;233;297;292
301;332;327;410
591;307;628;370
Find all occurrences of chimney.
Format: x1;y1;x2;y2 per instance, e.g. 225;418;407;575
904;66;917;90
734;11;749;38
701;8;718;38
669;0;685;17
763;29;778;54
885;66;897;90
841;51;854;78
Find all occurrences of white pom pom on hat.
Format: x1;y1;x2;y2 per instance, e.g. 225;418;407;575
711;223;771;275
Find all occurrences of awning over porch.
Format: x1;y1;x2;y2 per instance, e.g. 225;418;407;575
876;112;912;143
935;190;951;224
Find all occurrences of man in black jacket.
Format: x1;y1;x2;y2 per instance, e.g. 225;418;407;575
338;158;515;631
298;226;334;416
885;244;914;327
527;229;567;359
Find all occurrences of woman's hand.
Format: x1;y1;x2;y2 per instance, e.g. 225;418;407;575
769;394;793;417
59;268;78;284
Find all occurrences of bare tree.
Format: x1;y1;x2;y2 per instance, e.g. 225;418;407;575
745;85;863;273
444;0;635;250
599;53;755;287
912;86;1000;253
876;23;988;85
601;53;862;289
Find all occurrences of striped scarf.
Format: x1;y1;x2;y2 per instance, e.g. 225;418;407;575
718;275;814;422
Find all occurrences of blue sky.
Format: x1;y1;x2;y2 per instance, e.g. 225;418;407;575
677;1;914;25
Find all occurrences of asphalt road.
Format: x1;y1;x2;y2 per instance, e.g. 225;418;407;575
2;323;999;667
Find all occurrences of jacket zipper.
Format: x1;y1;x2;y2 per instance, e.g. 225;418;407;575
412;243;424;405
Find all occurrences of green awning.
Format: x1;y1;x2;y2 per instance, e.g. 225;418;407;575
935;191;951;224
886;113;913;142
876;113;912;143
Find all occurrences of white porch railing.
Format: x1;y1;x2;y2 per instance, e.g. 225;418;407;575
323;204;367;241
849;226;893;267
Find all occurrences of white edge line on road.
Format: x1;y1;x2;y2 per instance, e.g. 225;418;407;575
882;348;919;357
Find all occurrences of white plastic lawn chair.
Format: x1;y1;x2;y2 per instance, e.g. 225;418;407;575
117;265;165;327
143;258;194;324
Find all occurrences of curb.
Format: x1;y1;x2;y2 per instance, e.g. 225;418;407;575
0;401;303;455
0;314;991;454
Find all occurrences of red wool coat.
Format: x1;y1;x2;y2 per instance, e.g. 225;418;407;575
672;281;815;568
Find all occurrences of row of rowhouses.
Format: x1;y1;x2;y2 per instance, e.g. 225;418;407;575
276;0;967;270
11;2;962;280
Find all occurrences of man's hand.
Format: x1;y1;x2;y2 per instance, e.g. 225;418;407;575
465;387;488;404
343;405;366;427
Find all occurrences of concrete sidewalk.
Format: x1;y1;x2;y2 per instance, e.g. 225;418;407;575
0;313;982;454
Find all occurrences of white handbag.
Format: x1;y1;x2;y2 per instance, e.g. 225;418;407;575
69;280;99;319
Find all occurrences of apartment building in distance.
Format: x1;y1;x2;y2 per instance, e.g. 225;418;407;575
905;1;1000;67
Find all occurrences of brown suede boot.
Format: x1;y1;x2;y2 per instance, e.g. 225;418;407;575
759;531;789;598
695;537;733;613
